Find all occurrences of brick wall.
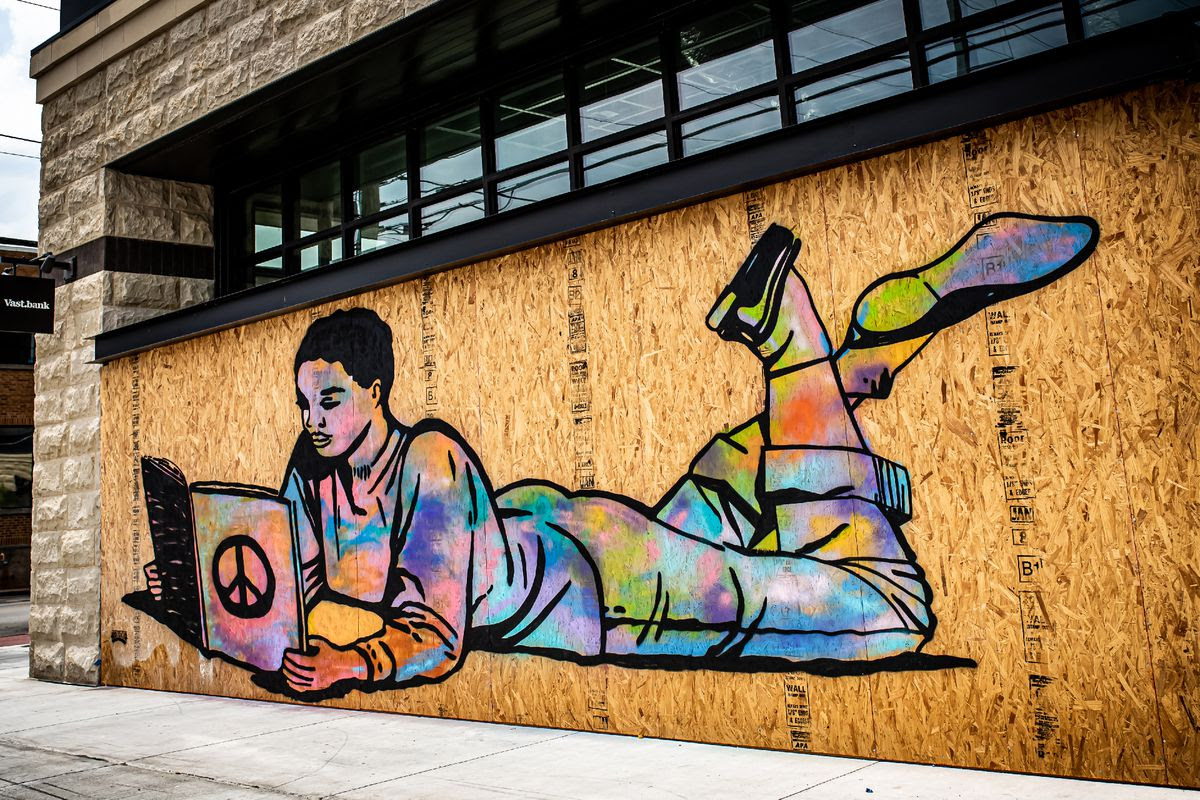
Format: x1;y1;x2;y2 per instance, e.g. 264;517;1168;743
0;370;34;426
0;514;31;548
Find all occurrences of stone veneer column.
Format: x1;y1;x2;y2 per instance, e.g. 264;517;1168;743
30;272;211;683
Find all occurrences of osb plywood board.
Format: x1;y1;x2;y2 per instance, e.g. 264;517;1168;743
99;82;1198;786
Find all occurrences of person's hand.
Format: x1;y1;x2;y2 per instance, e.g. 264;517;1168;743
281;636;368;693
144;562;163;600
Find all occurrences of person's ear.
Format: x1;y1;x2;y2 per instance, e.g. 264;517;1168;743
370;380;382;405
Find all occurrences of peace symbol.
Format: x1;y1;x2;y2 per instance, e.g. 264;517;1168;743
211;535;275;619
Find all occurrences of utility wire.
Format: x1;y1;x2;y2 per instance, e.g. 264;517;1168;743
0;133;41;145
0;150;39;160
9;0;58;10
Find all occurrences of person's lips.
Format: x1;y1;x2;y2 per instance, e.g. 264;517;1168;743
310;433;333;448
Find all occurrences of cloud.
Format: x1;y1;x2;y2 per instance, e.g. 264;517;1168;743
0;3;61;242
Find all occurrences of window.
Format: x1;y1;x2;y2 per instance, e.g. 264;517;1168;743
580;41;664;141
0;333;34;366
218;0;1195;293
0;427;32;512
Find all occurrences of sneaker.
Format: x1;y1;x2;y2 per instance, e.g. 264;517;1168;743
841;213;1099;350
707;224;831;371
707;223;802;345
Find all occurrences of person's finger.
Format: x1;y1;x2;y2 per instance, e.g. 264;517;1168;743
282;663;313;686
282;653;316;673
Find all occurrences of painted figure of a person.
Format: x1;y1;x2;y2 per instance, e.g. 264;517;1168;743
148;213;1097;695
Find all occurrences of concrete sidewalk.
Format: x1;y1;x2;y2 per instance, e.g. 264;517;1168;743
0;645;1191;799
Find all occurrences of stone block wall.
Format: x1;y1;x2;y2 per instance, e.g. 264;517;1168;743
30;272;212;683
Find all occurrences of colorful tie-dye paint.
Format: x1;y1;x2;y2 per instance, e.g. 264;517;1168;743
128;211;1099;698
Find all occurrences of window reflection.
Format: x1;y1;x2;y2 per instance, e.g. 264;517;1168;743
355;217;410;255
583;132;669;185
355;136;408;217
681;97;780;156
926;6;1067;82
496;77;567;171
580;41;664;141
298;235;342;271
790;0;906;73
0;428;33;512
296;162;341;238
795;58;911;122
421;190;485;235
678;5;776;109
919;0;1007;28
422;108;483;195
243;185;282;255
498;162;570;211
1080;0;1199;36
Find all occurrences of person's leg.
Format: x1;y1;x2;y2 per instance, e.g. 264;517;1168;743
835;213;1099;405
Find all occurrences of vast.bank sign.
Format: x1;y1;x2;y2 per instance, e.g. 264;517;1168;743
0;275;54;334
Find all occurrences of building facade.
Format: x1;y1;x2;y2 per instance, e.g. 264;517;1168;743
28;0;1200;787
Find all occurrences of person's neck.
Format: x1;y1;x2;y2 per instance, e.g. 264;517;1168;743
347;411;394;474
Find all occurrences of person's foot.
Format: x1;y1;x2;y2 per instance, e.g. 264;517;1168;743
707;224;832;373
840;213;1099;351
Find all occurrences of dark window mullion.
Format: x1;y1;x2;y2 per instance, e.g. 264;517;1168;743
481;96;499;216
659;27;683;162
564;62;584;191
407;126;422;238
1063;0;1084;42
341;152;355;257
903;0;931;87
770;0;797;127
282;177;298;276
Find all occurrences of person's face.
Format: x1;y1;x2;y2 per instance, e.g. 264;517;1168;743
295;359;381;459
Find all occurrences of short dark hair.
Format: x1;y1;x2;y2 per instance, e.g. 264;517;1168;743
294;308;394;397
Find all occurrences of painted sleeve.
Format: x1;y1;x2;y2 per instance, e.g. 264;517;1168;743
351;429;491;686
281;468;325;605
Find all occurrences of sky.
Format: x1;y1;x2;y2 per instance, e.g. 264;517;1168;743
0;0;59;243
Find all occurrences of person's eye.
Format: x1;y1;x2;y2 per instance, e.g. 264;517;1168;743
320;398;340;410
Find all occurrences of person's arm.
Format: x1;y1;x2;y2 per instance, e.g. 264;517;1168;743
282;426;494;693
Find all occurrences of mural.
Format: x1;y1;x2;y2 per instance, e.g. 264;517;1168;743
125;212;1099;700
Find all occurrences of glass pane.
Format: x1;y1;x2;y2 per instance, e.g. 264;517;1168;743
582;132;669;185
496;77;568;171
296;161;342;238
422;107;482;196
681;97;781;157
420;191;485;236
678;4;776;110
0;332;34;366
0;427;33;510
298;235;343;271
243;185;282;255
926;6;1067;83
919;0;1009;27
497;162;570;212
795;57;912;122
1081;0;1199;37
354;216;410;255
790;0;906;73
355;135;408;217
580;41;665;142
